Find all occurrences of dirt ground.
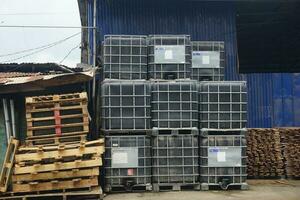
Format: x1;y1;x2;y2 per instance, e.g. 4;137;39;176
104;180;300;200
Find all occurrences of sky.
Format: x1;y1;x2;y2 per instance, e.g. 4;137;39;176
0;0;81;67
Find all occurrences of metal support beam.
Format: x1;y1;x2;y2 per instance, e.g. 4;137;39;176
9;99;16;138
2;99;11;143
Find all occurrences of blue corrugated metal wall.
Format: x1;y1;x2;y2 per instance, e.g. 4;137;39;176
89;0;300;128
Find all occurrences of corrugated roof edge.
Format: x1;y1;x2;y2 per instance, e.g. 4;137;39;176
0;63;78;73
0;69;95;94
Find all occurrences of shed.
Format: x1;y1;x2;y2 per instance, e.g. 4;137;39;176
0;63;94;168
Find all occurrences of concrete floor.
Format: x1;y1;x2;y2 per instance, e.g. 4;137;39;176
104;180;300;200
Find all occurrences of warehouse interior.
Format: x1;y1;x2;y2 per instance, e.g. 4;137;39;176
237;1;300;73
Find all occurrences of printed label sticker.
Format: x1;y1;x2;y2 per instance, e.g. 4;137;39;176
217;151;226;162
112;152;128;164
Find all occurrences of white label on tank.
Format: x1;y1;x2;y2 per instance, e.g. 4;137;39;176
217;151;226;162
112;143;118;147
202;55;210;64
154;45;185;63
112;152;128;164
165;50;173;59
192;51;220;68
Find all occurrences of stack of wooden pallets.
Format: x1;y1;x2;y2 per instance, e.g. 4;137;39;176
25;93;89;146
0;92;105;200
246;128;285;178
12;139;104;194
280;128;300;178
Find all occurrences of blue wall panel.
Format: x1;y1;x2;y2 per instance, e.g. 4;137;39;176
282;74;294;127
91;0;300;128
246;74;273;128
293;73;300;127
97;0;239;80
272;73;283;127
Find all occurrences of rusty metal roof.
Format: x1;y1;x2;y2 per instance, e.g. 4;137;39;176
0;72;42;78
0;69;95;94
0;63;76;73
0;72;43;85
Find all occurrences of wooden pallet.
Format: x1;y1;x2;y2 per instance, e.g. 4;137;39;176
16;144;103;167
10;139;103;196
0;138;19;192
26;92;89;138
15;139;104;163
12;176;98;193
25;93;88;105
0;186;102;200
13;167;99;183
26;122;89;139
24;134;87;146
14;158;102;175
19;139;104;152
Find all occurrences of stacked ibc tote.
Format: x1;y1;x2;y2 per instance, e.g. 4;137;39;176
149;35;200;191
101;35;152;192
100;34;248;192
194;41;248;190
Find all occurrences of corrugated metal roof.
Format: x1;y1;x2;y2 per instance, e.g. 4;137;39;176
0;70;95;94
0;72;42;78
0;63;76;73
82;0;300;128
0;72;43;85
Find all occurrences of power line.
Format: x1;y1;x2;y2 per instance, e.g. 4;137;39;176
2;44;61;63
0;25;96;29
59;43;81;64
0;32;81;58
1;34;81;63
0;12;76;16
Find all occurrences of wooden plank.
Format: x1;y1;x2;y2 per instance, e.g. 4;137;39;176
12;167;99;182
26;99;87;109
26;131;89;140
20;139;104;152
26;117;33;137
26;93;87;104
26;104;87;114
24;134;87;147
12;176;98;193
27;124;89;138
26;103;86;113
79;92;87;99
0;138;19;192
26;96;87;105
14;158;102;174
27;131;89;140
27;122;89;131
15;146;105;162
27;114;88;122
